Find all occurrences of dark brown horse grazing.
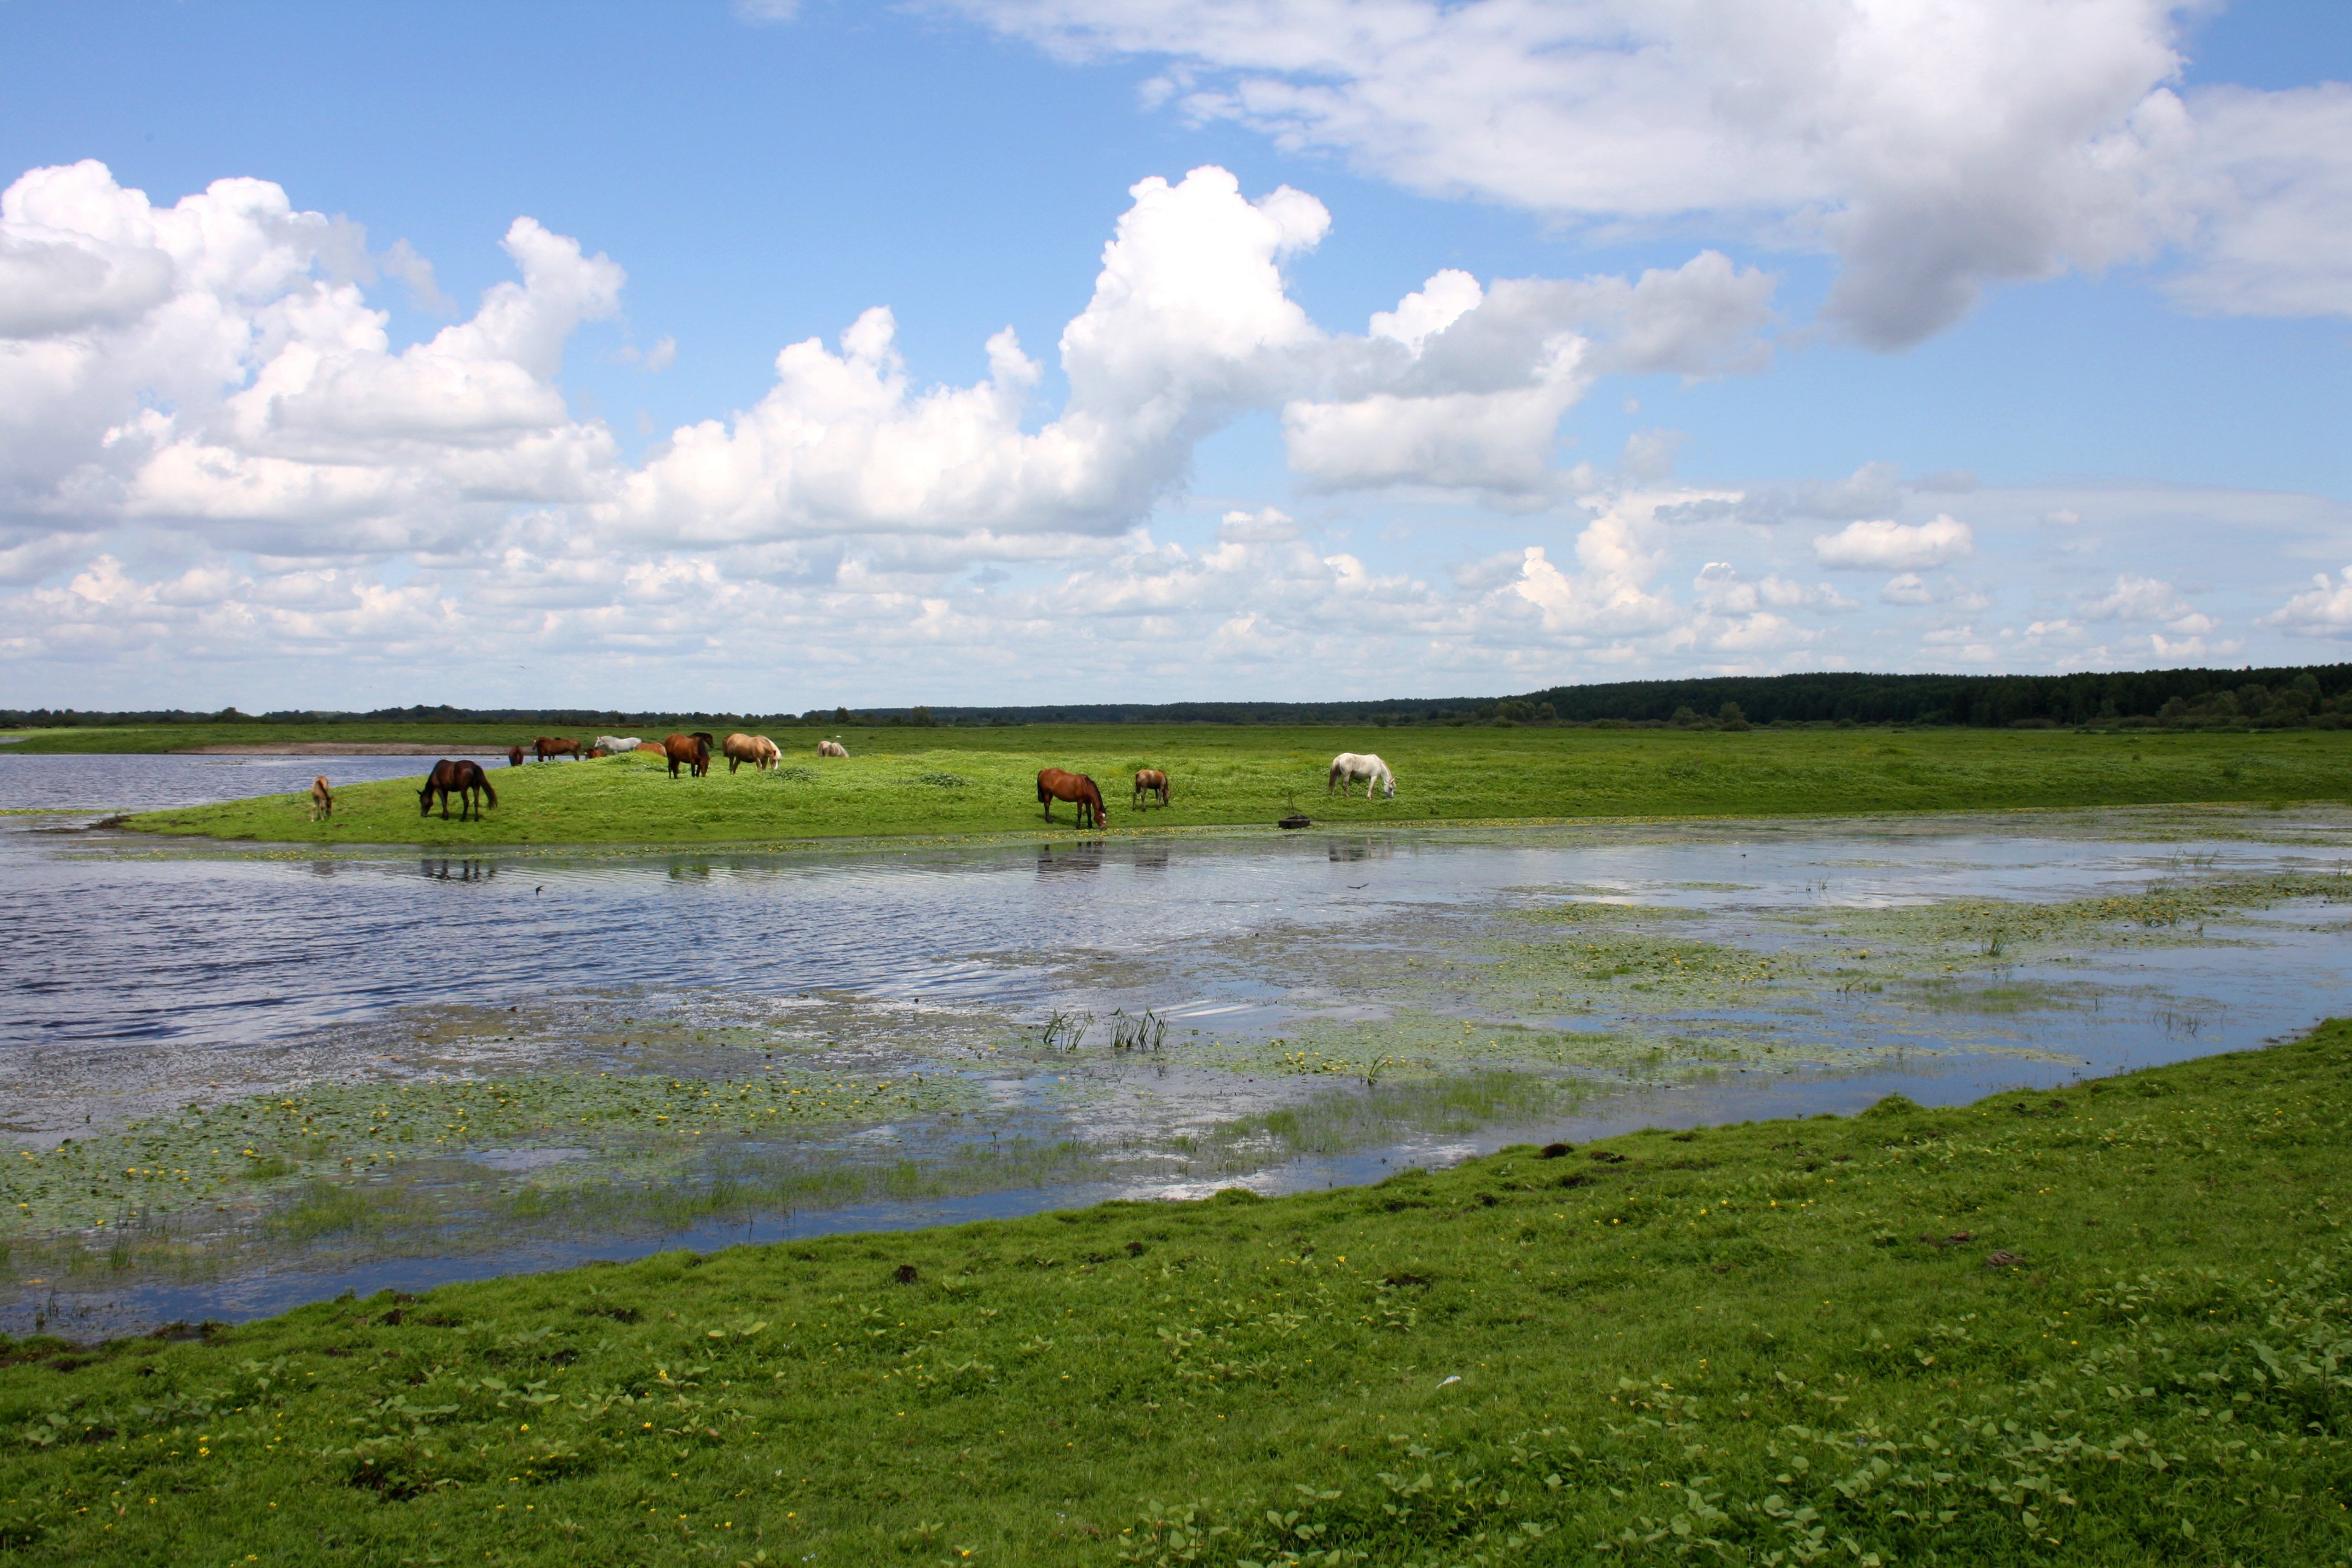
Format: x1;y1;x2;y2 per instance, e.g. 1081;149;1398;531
1038;768;1108;828
534;736;580;763
419;759;497;820
1132;769;1170;808
661;733;711;778
508;745;525;767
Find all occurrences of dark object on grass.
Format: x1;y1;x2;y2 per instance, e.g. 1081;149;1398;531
1984;1249;2024;1269
1278;812;1312;829
1537;1142;1573;1158
893;1263;919;1284
1918;1230;1976;1248
1589;1149;1627;1163
418;759;496;820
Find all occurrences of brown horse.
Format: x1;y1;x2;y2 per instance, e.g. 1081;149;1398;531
1038;768;1109;828
534;736;580;763
309;776;333;821
418;759;496;820
723;733;780;773
508;745;525;767
661;733;711;778
1132;768;1170;808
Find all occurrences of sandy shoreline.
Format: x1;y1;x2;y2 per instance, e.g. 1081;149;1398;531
171;742;519;756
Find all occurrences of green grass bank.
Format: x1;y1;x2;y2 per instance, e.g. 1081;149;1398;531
6;1022;2350;1564
116;724;2352;846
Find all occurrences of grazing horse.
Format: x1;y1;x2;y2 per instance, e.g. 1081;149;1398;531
1327;752;1397;799
722;733;781;773
1133;768;1171;808
418;759;496;820
309;776;333;821
1038;768;1109;828
817;739;849;758
534;736;581;763
661;732;710;778
508;745;525;768
595;735;641;754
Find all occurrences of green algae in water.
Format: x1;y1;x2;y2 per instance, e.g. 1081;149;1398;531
0;1068;981;1239
1803;867;2352;964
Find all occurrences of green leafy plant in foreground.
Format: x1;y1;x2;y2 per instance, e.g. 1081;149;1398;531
5;1023;2352;1564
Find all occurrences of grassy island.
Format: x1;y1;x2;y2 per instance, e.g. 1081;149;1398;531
110;724;2352;846
4;1021;2349;1563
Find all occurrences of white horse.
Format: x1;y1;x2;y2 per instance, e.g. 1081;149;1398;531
817;739;849;758
595;736;641;753
1328;752;1396;799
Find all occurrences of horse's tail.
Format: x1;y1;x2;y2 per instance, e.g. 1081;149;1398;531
479;773;498;808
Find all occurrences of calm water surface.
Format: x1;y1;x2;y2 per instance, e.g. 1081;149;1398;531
4;755;2348;1334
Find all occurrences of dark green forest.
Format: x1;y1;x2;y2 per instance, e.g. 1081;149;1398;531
6;661;2349;733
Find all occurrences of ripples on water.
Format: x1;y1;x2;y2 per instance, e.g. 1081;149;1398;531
4;753;2350;1334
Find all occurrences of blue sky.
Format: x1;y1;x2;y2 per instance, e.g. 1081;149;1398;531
2;1;2350;709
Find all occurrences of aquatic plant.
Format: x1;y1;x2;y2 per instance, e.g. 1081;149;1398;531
0;1068;978;1241
1108;1008;1168;1053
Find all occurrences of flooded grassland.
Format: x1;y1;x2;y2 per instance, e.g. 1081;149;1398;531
4;795;2350;1334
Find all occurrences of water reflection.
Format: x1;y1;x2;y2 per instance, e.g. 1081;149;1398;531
1036;840;1104;875
420;858;496;883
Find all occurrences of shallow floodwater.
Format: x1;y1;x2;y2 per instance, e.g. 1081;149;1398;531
4;757;2349;1336
0;750;446;813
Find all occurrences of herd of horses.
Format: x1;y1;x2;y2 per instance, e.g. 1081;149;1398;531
510;732;836;775
395;736;1399;826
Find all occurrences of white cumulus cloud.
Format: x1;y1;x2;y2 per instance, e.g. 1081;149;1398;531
0;160;622;556
2261;568;2352;637
600;166;1327;545
2078;573;2215;634
1813;515;1975;571
1282;250;1772;497
955;0;2352;344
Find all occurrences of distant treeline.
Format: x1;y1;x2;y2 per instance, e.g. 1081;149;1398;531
1514;665;2352;729
7;663;2351;733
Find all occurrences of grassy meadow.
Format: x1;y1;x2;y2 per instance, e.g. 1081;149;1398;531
111;723;2352;846
4;1021;2349;1564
